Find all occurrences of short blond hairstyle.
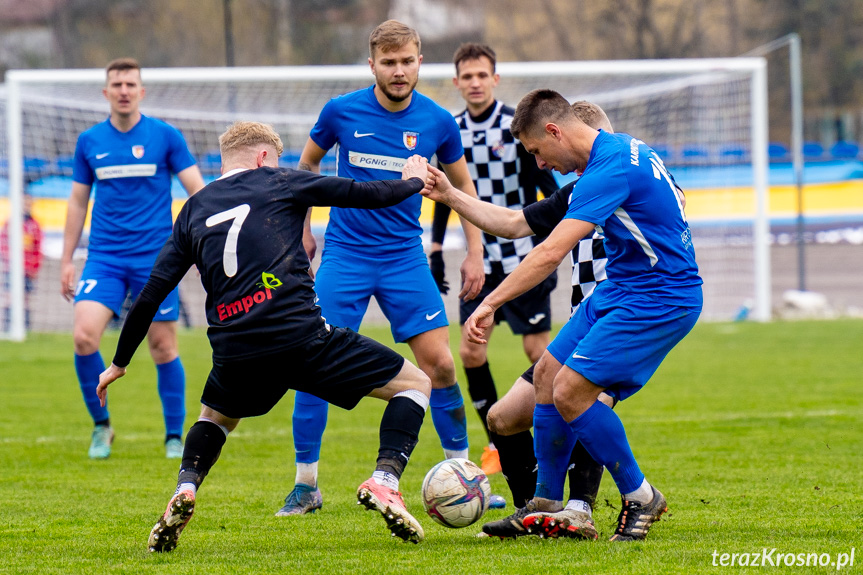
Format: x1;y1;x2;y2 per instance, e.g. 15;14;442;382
369;20;420;59
219;121;284;157
571;101;613;133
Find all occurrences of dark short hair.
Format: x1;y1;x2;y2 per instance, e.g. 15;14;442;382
453;43;496;74
369;20;420;59
105;57;141;76
510;89;574;140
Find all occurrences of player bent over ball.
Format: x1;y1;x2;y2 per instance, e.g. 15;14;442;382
97;122;435;549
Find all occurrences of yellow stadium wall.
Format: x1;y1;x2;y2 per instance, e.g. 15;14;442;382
2;180;863;231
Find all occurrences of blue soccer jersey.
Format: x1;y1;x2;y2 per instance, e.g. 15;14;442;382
72;114;196;263
564;130;702;308
310;86;464;252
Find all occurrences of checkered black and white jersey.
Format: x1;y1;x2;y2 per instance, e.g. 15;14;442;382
570;234;607;310
522;181;608;313
455;101;558;274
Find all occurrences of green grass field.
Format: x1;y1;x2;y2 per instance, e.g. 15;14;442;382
1;320;861;574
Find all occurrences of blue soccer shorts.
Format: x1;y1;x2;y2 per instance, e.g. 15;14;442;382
547;280;700;402
75;257;181;322
314;243;447;343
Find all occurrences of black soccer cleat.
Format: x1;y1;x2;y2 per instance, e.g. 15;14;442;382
148;489;196;552
609;485;667;542
479;500;542;539
523;508;599;540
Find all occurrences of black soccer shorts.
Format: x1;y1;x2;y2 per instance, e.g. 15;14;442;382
201;326;405;419
459;269;557;335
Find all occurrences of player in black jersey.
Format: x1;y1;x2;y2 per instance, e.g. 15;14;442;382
96;122;434;549
429;44;559;490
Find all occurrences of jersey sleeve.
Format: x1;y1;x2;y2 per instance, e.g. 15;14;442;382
523;182;574;236
165;125;197;174
282;169;424;208
71;133;94;186
308;98;340;152
112;208;194;367
434;113;465;166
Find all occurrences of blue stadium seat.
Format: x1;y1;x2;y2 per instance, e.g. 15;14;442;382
651;143;673;163
803;141;825;160
719;144;748;163
768;142;790;162
681;145;709;163
280;150;303;168
23;156;50;175
56;155;76;176
200;151;222;175
829;141;859;160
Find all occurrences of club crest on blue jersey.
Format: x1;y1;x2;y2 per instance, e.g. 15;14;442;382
403;131;418;151
132;145;145;159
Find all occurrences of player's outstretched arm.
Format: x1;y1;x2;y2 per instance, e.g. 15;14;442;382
60;182;91;301
425;165;533;239
439;157;484;300
464;218;593;344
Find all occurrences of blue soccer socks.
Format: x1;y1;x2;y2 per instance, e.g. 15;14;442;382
75;351;108;423
568;400;644;494
292;391;329;464
157;357;186;440
533;403;576;501
430;384;469;454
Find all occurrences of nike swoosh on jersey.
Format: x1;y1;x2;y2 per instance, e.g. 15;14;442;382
425;310;442;321
354;131;375;138
159;307;174;315
528;313;546;325
96;152;110;159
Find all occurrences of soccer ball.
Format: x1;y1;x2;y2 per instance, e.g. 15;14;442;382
421;458;491;528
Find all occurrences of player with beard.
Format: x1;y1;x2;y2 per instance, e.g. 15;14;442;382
277;20;485;517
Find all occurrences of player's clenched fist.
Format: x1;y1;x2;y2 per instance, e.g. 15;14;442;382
401;155;429;185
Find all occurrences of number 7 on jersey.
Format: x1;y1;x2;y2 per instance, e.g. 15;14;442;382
206;204;251;277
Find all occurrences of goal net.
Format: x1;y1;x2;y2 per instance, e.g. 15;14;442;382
1;59;769;339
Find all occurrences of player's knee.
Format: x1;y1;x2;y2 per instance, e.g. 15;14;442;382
147;327;178;363
401;360;431;396
486;404;507;435
458;343;486;369
425;354;456;388
72;325;101;355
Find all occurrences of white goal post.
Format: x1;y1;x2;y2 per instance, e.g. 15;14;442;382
2;57;770;340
